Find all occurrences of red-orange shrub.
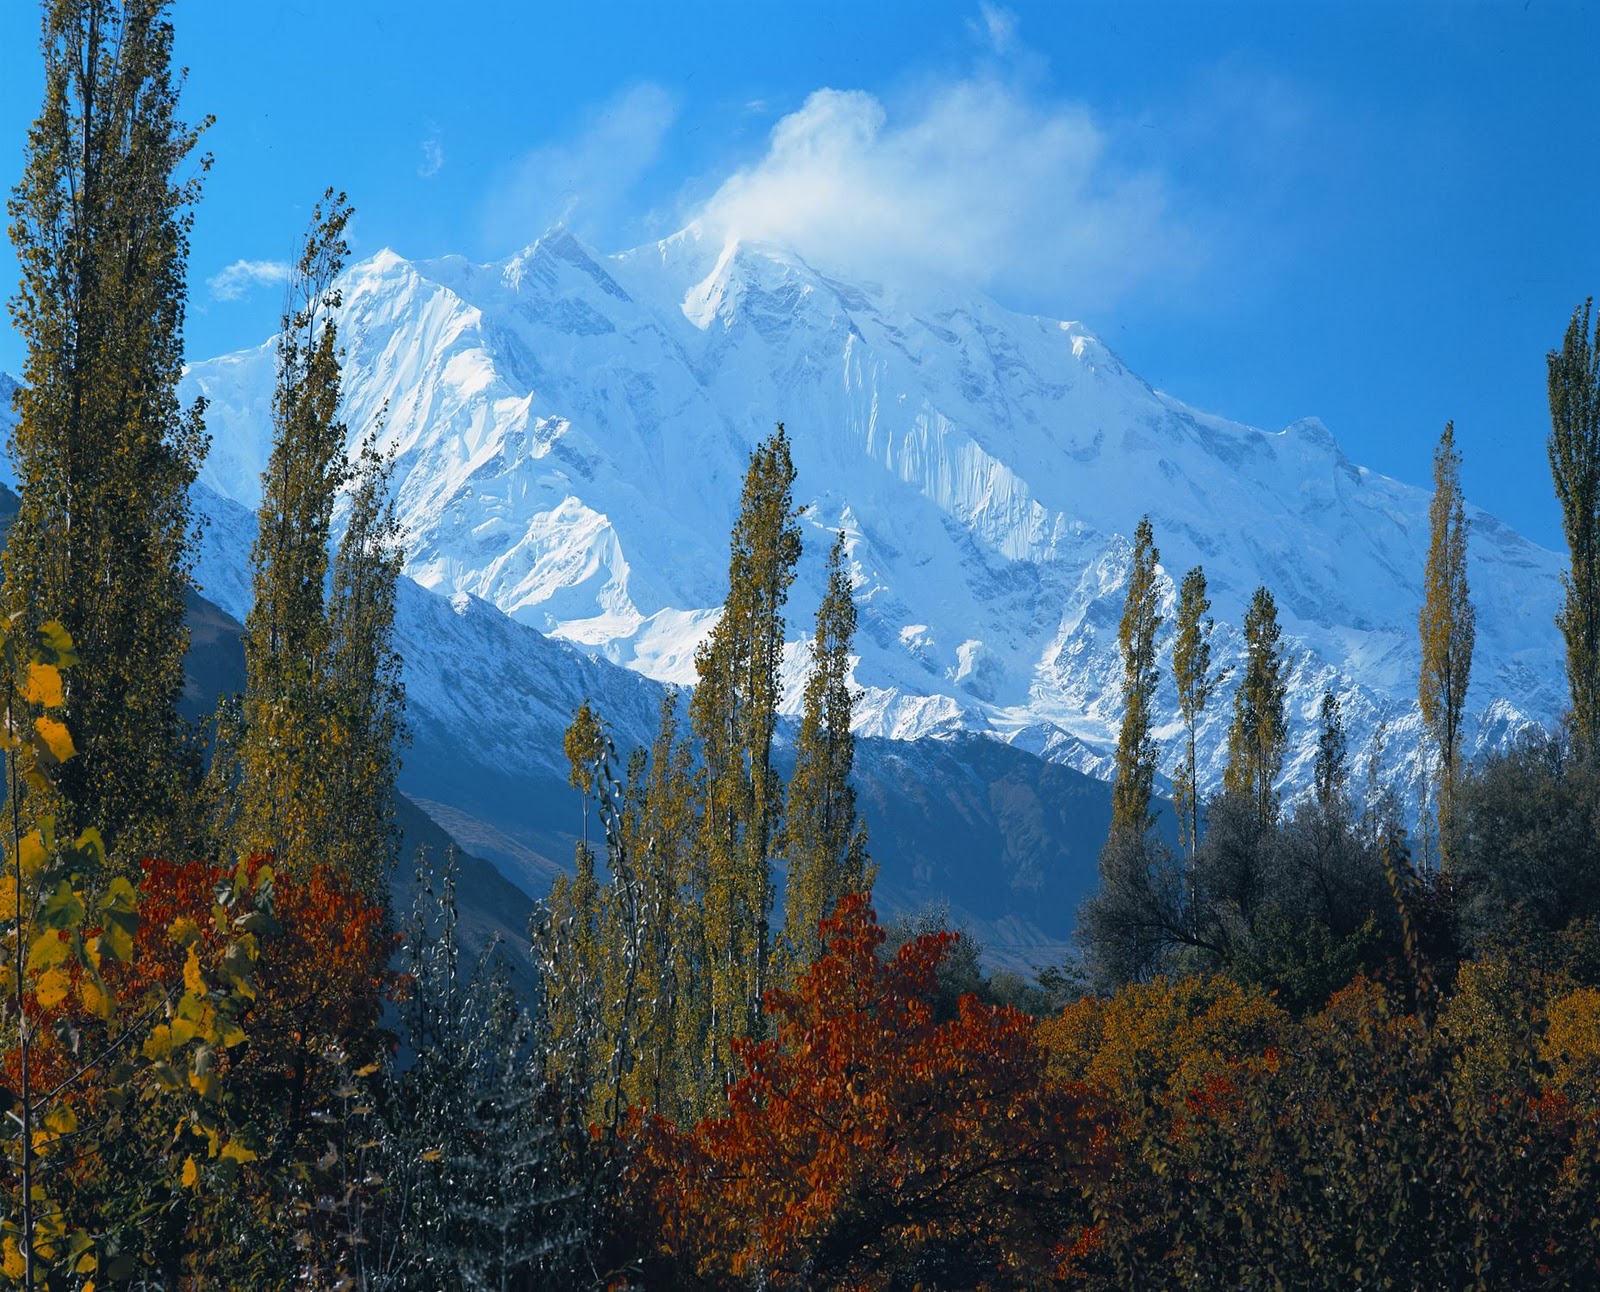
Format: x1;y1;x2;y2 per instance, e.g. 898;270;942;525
628;893;1107;1288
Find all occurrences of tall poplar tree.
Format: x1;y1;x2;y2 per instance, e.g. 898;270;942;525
689;425;801;1088
1418;421;1474;862
1313;689;1349;815
1172;564;1221;853
233;192;354;874
4;0;209;866
782;532;870;969
324;437;406;893
622;694;700;1123
1110;516;1162;839
1547;298;1600;753
1223;587;1288;826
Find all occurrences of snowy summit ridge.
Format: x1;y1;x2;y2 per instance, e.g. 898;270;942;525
182;224;1567;809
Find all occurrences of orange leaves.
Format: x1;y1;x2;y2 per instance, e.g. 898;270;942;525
628;894;1107;1287
133;854;399;1112
1037;973;1288;1115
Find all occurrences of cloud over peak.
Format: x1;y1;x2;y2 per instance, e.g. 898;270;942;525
691;76;1189;315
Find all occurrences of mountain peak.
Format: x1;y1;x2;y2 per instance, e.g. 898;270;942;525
181;236;1567;815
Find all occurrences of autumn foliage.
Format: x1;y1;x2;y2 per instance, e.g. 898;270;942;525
132;856;399;1124
1049;973;1600;1288
627;893;1107;1288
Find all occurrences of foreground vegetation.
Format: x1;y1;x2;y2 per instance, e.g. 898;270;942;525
3;1;1600;1287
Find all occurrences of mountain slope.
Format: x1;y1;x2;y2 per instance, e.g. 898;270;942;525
184;227;1568;809
190;480;1111;970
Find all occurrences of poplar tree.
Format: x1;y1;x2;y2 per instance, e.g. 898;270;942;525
782;532;870;969
1110;517;1162;839
1418;421;1474;862
1313;689;1349;814
689;425;801;1089
1547;298;1600;753
543;702;606;1104
324;437;406;893
1172;565;1221;853
621;694;699;1123
233;192;354;874
4;0;209;866
1223;587;1288;826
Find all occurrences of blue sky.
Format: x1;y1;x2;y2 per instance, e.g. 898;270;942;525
1;0;1597;551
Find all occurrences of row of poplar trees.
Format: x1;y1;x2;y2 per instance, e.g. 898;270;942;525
4;0;405;890
540;426;871;1126
1107;515;1293;850
1106;298;1600;868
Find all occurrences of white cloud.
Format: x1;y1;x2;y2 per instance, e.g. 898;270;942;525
976;3;1019;56
482;83;677;252
207;258;291;303
692;78;1191;314
419;130;445;179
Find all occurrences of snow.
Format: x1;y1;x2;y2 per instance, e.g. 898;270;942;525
172;223;1568;812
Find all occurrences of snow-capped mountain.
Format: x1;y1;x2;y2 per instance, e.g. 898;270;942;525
184;225;1568;809
189;480;1105;971
0;372;18;447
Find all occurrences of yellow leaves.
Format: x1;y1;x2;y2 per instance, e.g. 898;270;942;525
33;714;75;764
17;830;47;884
143;1024;174;1062
78;974;112;1021
24;660;63;707
35;965;72;1009
220;1140;258;1165
181;1155;199;1190
1542;986;1600;1108
34;620;77;669
29;929;71;970
2;1237;25;1280
183;943;206;995
0;874;14;917
168;915;201;947
32;1101;78;1155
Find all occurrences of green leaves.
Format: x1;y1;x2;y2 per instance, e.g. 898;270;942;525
98;876;139;964
36;880;85;931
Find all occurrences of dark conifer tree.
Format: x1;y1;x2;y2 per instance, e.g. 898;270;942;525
1547;298;1600;753
4;0;210;866
1110;516;1162;839
1223;587;1289;826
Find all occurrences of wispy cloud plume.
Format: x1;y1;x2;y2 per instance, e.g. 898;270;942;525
674;4;1203;314
207;258;291;303
482;83;676;252
691;72;1189;314
973;2;1019;56
419;129;445;179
